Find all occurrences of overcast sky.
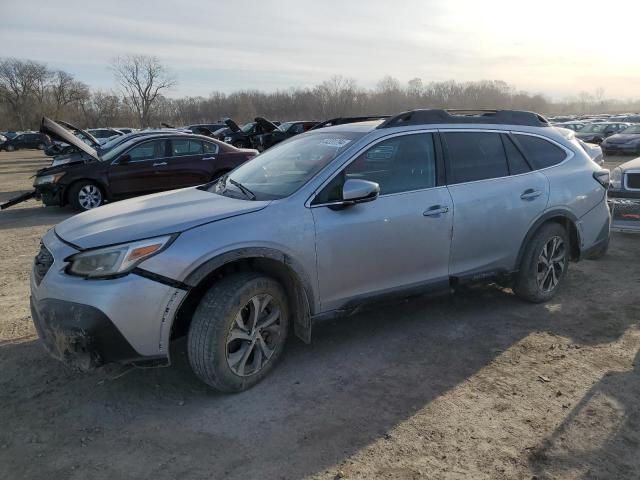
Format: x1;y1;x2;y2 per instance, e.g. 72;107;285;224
3;0;639;100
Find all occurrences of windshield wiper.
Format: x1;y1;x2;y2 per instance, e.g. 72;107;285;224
228;178;256;200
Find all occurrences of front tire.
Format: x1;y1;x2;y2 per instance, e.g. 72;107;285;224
68;181;104;211
5;144;15;152
188;273;289;392
513;223;569;303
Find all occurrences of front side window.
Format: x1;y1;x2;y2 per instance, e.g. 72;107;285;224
514;134;566;170
127;140;166;162
313;133;437;204
206;131;365;200
443;132;509;184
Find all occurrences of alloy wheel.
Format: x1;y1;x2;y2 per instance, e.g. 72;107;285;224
226;294;282;377
78;185;102;210
536;236;566;293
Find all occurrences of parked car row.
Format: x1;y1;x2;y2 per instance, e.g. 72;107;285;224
32;117;258;210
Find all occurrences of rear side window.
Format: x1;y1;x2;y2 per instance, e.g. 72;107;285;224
502;135;531;175
443;132;509;184
514;134;566;170
203;142;218;154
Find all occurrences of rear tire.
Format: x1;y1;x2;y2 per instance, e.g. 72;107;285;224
68;181;104;211
188;273;289;392
37;143;46;150
513;223;569;303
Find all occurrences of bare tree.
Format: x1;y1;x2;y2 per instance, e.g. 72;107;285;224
111;55;176;127
0;58;50;129
50;70;89;117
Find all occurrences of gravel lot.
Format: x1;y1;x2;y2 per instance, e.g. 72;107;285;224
0;150;639;480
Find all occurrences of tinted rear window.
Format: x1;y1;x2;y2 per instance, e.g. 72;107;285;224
502;135;531;175
444;132;509;184
514;135;566;170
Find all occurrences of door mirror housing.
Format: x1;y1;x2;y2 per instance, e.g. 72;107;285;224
118;153;131;165
342;179;380;204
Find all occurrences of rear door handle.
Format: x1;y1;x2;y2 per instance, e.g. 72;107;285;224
423;205;449;217
520;189;542;200
202;156;216;161
153;162;167;167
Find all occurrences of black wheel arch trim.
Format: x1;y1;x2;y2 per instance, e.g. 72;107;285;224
183;247;315;343
515;208;582;269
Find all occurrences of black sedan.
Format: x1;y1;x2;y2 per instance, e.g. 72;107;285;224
575;122;631;144
252;118;319;151
601;125;640;155
2;132;52;151
34;117;258;210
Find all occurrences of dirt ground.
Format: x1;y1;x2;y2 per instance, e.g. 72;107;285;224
0;150;639;480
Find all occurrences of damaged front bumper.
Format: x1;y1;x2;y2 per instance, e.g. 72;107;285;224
30;296;141;370
29;229;188;370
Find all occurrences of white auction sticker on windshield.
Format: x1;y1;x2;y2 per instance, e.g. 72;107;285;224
320;138;352;147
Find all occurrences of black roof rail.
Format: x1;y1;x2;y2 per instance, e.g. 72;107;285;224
377;109;550;129
309;115;390;130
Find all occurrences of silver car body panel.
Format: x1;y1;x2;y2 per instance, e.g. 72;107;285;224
33;229;186;357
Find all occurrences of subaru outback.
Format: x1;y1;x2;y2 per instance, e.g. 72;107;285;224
30;109;611;392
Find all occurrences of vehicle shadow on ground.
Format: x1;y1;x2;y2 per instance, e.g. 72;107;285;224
528;350;640;479
1;260;638;480
0;204;71;230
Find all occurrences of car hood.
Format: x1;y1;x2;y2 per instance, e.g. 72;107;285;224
224;119;241;133
254;117;279;133
618;156;640;171
40;117;99;161
604;134;640;143
55;187;270;249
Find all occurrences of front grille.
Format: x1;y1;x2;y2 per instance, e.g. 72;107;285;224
627;173;640;190
33;244;53;286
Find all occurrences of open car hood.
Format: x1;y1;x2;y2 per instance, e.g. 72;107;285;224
254;117;279;133
56;120;101;148
224;118;241;133
54;187;270;249
40;117;99;161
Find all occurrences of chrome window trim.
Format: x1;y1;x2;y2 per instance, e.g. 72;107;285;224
305;129;439;208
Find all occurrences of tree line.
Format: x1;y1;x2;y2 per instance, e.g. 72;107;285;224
1;56;639;131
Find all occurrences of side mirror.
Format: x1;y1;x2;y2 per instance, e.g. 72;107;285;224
118;153;131;165
342;179;380;204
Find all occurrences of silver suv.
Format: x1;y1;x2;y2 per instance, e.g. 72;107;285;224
30;109;611;392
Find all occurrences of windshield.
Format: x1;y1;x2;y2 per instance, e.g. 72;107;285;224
101;133;135;150
240;122;255;133
278;122;294;132
580;123;608;133
101;137;144;162
621;125;640;134
206;131;365;200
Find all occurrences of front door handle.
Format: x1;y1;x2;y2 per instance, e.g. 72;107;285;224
520;189;542;200
153;162;168;167
202;156;216;161
423;205;449;217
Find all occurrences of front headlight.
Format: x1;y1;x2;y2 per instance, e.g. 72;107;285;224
34;172;65;186
65;235;175;278
610;167;623;189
